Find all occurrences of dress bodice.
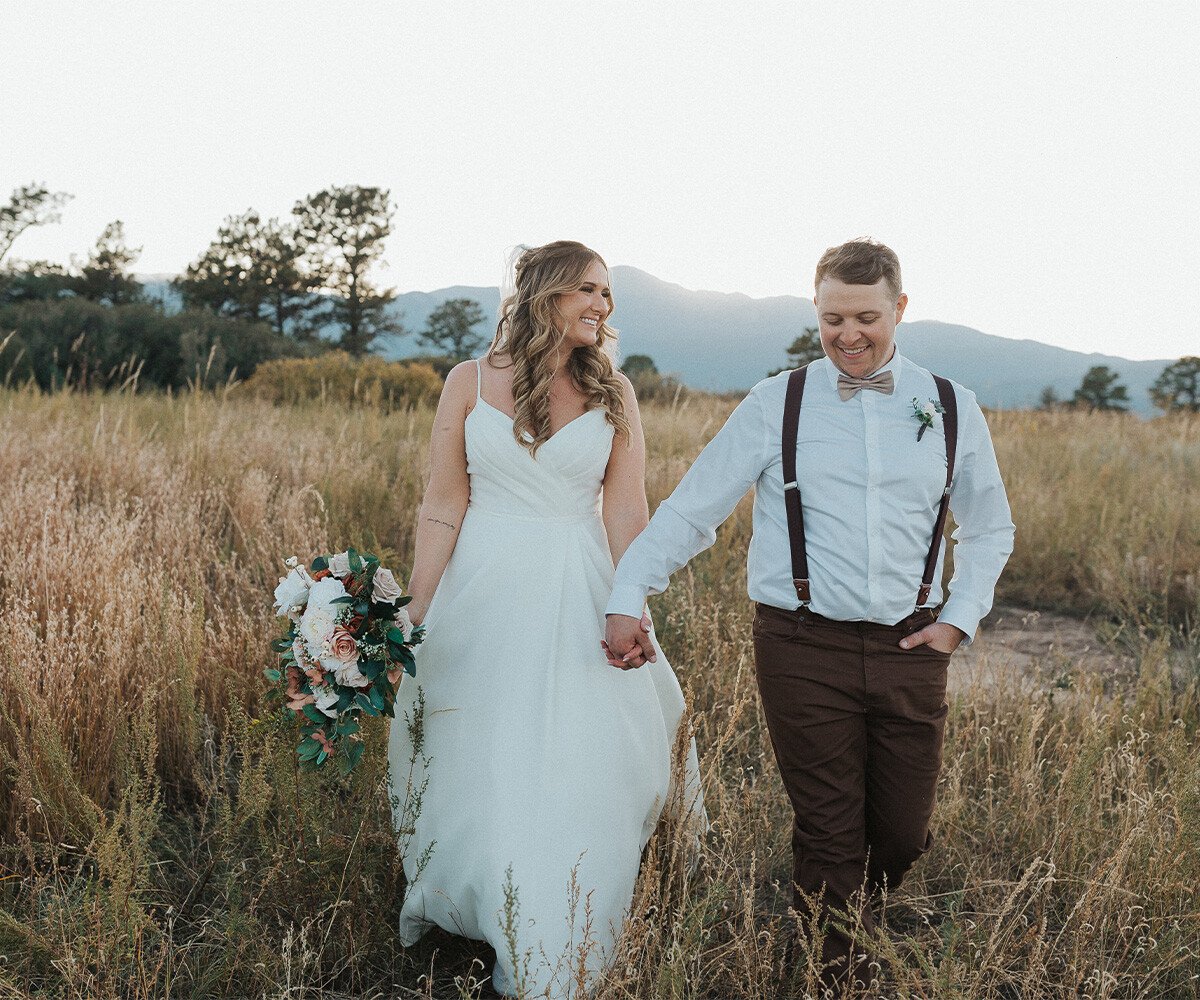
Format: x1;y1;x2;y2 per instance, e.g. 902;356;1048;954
464;365;615;522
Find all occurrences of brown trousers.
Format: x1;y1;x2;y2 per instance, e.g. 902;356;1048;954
752;602;951;987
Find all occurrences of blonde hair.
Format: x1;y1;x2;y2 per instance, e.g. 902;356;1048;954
486;241;630;455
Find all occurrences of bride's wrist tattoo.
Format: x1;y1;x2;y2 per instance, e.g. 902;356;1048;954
426;517;458;531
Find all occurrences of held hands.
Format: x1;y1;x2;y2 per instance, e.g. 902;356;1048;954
900;621;966;654
601;612;657;669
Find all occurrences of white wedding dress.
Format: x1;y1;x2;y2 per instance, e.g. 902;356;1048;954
388;360;704;998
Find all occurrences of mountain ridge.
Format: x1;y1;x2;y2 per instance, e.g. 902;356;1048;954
138;266;1176;414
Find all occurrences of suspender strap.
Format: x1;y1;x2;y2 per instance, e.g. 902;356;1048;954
781;366;810;603
916;375;958;607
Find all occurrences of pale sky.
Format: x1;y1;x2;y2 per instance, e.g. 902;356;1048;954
3;1;1198;359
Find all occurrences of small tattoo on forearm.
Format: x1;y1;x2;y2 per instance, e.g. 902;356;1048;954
426;517;458;531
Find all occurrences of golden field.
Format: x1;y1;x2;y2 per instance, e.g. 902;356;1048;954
0;386;1197;999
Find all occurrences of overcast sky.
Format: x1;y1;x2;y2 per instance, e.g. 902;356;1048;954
3;1;1198;359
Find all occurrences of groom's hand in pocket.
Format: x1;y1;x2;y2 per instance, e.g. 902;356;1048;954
602;613;656;669
900;621;966;654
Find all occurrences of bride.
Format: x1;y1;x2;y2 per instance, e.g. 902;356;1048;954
387;240;704;997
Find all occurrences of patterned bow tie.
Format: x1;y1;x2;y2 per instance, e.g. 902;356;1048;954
837;370;895;401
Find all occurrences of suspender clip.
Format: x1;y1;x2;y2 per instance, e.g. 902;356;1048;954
793;578;811;602
783;481;798;492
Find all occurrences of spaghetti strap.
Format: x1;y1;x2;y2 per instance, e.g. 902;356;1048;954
474;358;483;401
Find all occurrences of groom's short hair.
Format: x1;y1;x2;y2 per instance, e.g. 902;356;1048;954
814;239;902;300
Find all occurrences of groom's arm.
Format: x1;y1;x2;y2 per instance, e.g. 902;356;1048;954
604;387;771;665
937;390;1015;642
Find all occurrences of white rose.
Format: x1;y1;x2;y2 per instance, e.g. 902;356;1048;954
333;660;370;688
921;401;937;418
394;603;414;642
311;684;340;718
328;551;351;577
273;567;311;617
299;576;350;654
372;567;403;604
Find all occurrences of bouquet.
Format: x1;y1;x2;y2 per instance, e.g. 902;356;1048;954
266;549;424;773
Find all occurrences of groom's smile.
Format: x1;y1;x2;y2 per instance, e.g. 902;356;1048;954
815;276;908;378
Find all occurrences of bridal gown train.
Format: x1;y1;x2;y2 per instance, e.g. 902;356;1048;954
387;361;704;998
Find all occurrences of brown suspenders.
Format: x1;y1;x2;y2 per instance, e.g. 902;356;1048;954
781;365;958;610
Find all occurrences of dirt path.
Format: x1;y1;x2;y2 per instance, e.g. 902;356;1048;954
948;604;1136;694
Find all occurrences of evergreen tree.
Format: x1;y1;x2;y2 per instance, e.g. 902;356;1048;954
0;183;72;266
1038;385;1061;410
176;211;314;338
293;185;403;356
769;326;824;376
73;220;143;305
418;298;487;362
620;354;658;377
1150;356;1200;413
1071;365;1130;411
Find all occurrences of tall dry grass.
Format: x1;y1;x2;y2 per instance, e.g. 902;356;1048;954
0;386;1197;998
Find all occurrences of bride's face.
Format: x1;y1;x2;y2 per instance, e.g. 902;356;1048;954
553;259;612;350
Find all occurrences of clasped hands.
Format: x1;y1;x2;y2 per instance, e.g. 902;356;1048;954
602;612;657;669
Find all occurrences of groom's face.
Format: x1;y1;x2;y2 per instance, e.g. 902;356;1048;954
815;277;908;378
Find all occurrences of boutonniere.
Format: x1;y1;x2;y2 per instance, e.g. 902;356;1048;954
911;397;946;441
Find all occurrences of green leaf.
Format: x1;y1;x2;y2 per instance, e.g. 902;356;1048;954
302;705;325;725
355;692;375;714
331;595;353;606
360;659;382;681
311;556;329;572
368;686;385;711
337;689;355;712
386;626;406;645
345;741;365;771
297;738;319;760
263;668;282;682
337;718;360;737
404;660;417;678
349;549;363;573
397;594;413;607
270;637;292;652
316;749;328;766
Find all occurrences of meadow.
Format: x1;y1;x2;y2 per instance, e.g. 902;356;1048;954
0;386;1197;999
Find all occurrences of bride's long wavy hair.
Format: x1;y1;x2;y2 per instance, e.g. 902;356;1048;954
486;241;630;456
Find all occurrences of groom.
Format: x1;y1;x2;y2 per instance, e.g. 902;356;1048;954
604;239;1014;987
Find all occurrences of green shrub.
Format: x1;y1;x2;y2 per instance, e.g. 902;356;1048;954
240;351;442;410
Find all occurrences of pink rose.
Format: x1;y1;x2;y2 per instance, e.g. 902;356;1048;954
330;629;359;664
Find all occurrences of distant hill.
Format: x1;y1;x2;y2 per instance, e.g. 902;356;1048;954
138;268;1175;414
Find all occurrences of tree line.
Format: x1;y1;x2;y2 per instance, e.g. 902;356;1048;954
3;182;1196;410
0;183;493;391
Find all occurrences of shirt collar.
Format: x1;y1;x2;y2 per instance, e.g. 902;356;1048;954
821;346;905;394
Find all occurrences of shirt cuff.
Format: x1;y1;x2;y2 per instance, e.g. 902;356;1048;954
605;584;648;620
938;596;987;645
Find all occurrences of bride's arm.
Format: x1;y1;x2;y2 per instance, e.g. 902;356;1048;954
405;362;474;626
601;373;650;569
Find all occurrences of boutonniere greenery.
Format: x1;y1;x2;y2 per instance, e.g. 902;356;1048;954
911;397;946;441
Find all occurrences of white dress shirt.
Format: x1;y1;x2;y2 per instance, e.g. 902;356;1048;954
607;352;1015;641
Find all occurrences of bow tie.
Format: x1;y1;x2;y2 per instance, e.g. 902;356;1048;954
837;370;895;401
